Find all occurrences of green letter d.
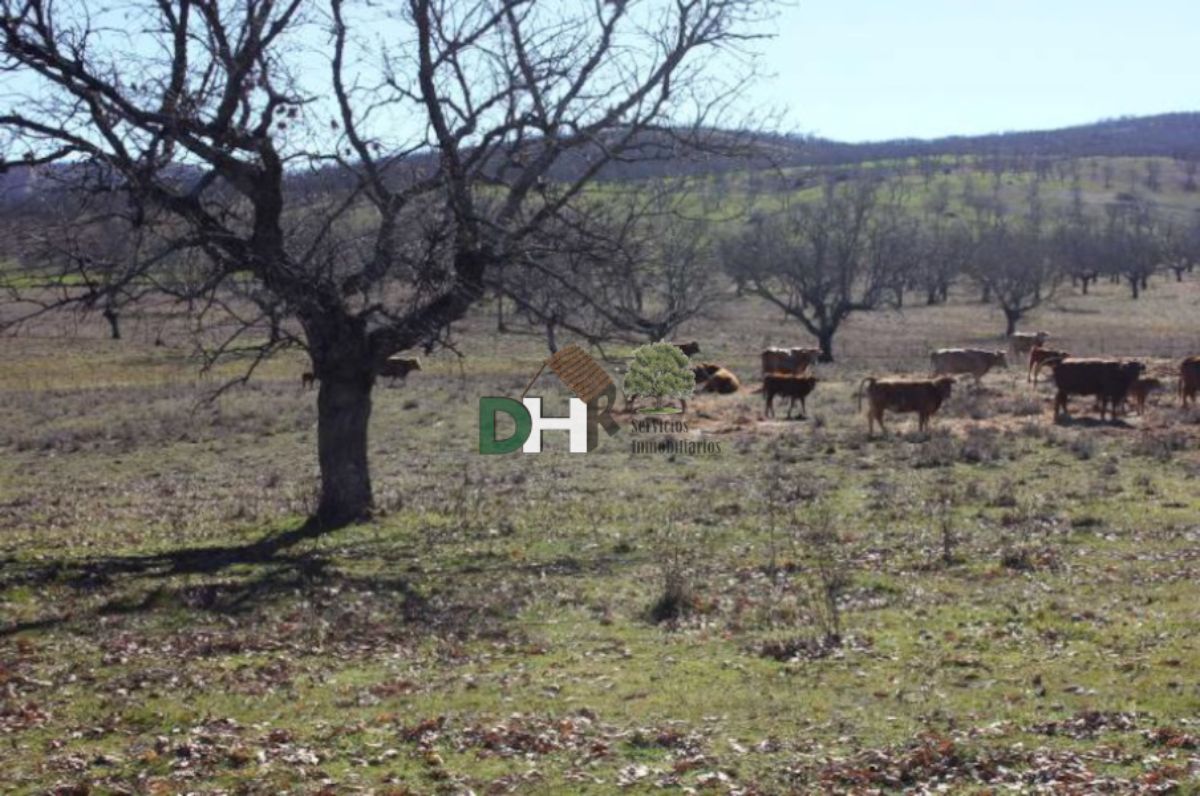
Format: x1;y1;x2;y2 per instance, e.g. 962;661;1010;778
479;397;532;454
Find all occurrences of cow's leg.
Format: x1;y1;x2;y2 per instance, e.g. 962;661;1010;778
799;396;807;419
786;397;794;419
765;393;773;418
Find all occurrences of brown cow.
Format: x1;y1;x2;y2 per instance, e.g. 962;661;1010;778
673;341;701;358
930;348;1007;386
379;356;421;384
1028;345;1069;384
1126;377;1165;416
1049;358;1143;421
1180;356;1200;408
1010;331;1050;359
761;347;821;375
763;374;819;419
858;376;955;435
693;363;741;394
301;371;317;389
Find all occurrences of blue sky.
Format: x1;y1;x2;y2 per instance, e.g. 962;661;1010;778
753;0;1199;141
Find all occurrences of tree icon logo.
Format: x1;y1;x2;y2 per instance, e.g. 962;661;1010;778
624;342;694;414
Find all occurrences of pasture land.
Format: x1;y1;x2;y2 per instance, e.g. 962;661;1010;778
2;275;1200;793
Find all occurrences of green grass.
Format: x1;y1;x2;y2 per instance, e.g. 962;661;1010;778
2;231;1200;792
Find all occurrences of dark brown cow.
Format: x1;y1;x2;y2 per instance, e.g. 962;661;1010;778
1180;356;1200;408
301;371;316;389
378;356;422;384
858;376;955;435
763;374;818;419
1049;358;1143;421
1127;377;1165;416
1028;346;1069;384
693;363;741;394
673;341;701;358
761;347;820;375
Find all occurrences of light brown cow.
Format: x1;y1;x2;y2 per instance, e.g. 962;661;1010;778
693;363;741;394
763;374;818;419
1010;331;1050;359
1028;346;1069;384
1126;377;1165;416
930;348;1007;386
1180;356;1200;408
858;376;955;435
379;356;421;384
761;347;821;375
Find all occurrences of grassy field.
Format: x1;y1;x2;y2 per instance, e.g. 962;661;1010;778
2;273;1200;794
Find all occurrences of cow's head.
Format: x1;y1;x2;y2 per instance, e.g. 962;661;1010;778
933;376;956;400
994;351;1009;368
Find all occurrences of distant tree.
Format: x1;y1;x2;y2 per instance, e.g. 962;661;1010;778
1182;157;1200;192
624;342;694;410
972;223;1057;336
1161;217;1200;282
1101;199;1161;298
1145;160;1162;192
723;178;912;362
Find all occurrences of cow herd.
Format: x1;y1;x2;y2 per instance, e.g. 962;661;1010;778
300;339;1200;436
683;338;1200;435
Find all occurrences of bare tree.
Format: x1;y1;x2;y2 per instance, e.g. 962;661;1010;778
0;0;769;529
1101;199;1161;299
723;178;912;362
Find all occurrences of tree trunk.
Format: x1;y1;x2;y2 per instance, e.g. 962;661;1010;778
546;322;558;354
817;329;835;363
1004;309;1019;337
316;372;374;526
1129;276;1140;299
496;293;507;332
102;306;120;340
979;283;992;303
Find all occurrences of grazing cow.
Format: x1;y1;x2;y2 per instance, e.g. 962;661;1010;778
858;376;955;435
378;356;421;384
761;347;821;375
1180;356;1200;408
763;374;819;419
1010;331;1050;359
1028;346;1069;384
930;348;1007;386
1049;358;1143;421
301;371;316;389
1126;377;1165;416
693;363;741;394
673;341;701;358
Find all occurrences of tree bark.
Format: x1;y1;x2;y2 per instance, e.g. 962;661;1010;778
102;306;120;340
1004;309;1019;337
315;371;375;526
817;329;835;363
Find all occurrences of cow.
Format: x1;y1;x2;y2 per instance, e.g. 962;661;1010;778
857;376;955;435
1028;346;1069;384
763;374;819;419
301;371;317;389
1180;356;1200;408
1010;331;1050;359
1126;377;1165;416
930;348;1007;387
693;363;741;394
673;341;701;358
1049;358;1143;421
761;347;821;375
378;356;421;384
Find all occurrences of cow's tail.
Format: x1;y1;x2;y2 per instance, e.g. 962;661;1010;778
857;377;876;412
